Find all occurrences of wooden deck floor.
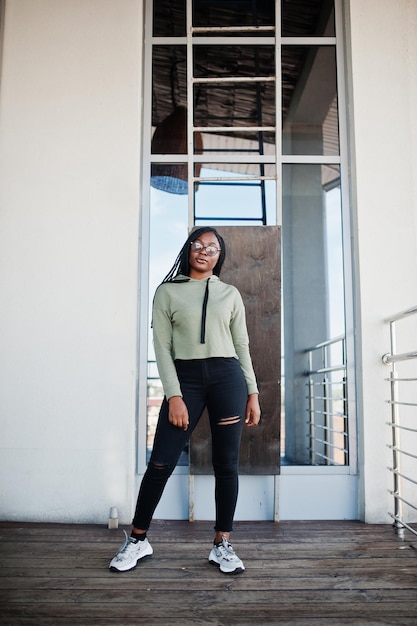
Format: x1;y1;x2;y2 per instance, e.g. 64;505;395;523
1;520;416;625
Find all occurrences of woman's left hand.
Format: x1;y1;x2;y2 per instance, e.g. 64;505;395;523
245;393;261;427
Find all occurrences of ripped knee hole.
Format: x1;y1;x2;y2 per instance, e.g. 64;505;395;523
150;461;168;470
218;415;241;426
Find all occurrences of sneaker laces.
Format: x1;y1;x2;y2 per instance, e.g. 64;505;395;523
216;535;238;561
114;530;138;559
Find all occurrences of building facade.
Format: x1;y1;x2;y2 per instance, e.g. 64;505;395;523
1;0;416;525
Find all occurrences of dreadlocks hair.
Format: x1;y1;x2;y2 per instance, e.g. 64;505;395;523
162;227;226;283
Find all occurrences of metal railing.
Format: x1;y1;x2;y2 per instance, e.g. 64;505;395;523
382;305;417;539
304;335;348;465
146;360;163;462
146;360;189;465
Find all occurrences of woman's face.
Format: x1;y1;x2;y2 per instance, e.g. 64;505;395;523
188;231;221;279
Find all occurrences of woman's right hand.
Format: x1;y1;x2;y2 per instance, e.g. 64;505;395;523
168;396;189;431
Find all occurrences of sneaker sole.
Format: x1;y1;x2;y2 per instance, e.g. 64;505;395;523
109;553;153;573
209;558;245;575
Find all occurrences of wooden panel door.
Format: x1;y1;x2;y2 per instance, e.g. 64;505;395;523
190;226;281;475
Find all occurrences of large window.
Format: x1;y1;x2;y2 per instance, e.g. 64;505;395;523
140;0;353;470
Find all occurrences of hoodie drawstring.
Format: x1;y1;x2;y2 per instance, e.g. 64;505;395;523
200;277;210;344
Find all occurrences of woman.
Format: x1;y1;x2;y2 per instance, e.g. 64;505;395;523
110;226;261;575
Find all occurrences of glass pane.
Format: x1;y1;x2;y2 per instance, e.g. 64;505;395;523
193;0;275;32
153;0;275;37
147;189;189;463
152;46;187;130
281;0;335;37
195;167;276;224
325;184;345;338
198;130;275;155
150;160;188;196
282;164;344;332
194;45;275;79
153;0;186;36
281;164;346;466
151;46;188;194
195;81;276;128
282;46;339;156
193;44;276;136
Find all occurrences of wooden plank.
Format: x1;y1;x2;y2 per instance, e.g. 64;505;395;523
2;599;417;621
2;570;417;591
1;521;416;625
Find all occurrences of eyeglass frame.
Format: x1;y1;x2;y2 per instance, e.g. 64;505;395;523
190;241;221;257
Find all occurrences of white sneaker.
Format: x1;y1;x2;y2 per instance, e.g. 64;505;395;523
208;535;245;574
109;530;153;572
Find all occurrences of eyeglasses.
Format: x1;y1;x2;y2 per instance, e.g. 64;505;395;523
190;241;221;257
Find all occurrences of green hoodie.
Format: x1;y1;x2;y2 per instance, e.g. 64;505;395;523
152;274;259;399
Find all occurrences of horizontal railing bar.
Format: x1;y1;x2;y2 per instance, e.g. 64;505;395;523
384;377;417;382
308;396;346;404
388;513;417;537
388;491;417;513
308;380;345;385
386;423;417;433
388;445;417;461
307;420;348;431
386;400;417;408
305;422;348;436
382;350;417;365
308;438;347;452
305;365;346;375
304;334;345;351
307;451;345;465
389;468;417;487
305;389;346;396
384;304;417;324
307;409;347;419
308;423;348;435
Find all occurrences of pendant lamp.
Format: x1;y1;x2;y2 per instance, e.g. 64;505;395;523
151;106;203;195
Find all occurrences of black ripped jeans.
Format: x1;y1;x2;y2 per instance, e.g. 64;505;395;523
133;357;247;532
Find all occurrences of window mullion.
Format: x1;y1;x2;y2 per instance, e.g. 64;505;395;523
186;0;194;228
275;0;282;226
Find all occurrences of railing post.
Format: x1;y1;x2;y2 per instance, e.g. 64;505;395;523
308;350;315;464
342;375;349;466
387;318;405;539
389;369;404;538
322;344;329;465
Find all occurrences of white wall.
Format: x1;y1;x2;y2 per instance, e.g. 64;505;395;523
0;0;142;523
347;0;417;522
1;0;417;527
